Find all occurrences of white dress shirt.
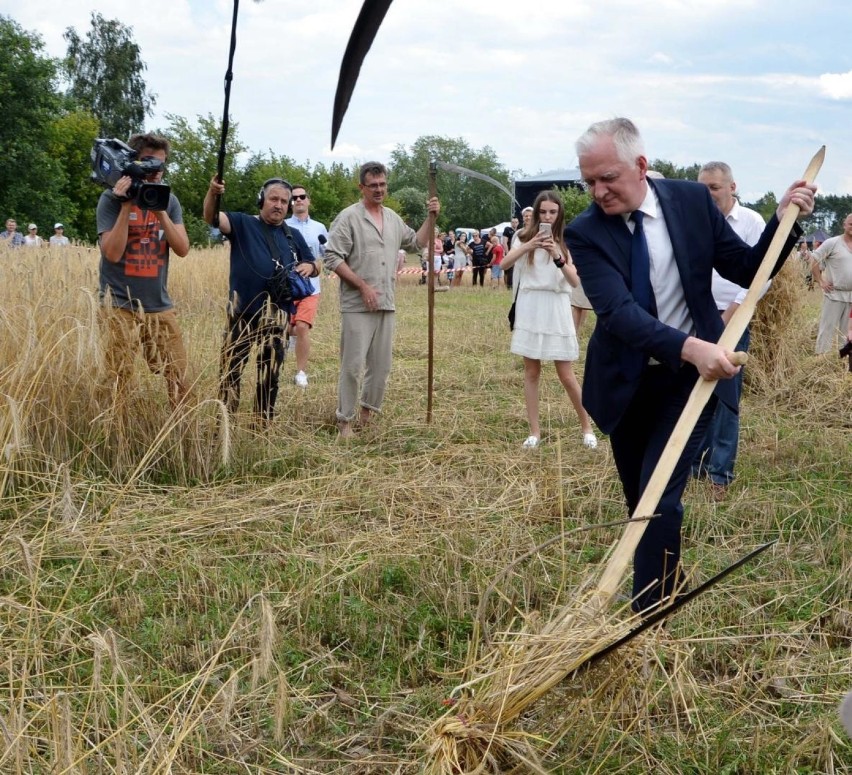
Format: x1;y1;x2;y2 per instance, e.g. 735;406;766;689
625;184;694;337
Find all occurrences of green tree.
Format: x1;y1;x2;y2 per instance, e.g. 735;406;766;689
47;109;101;242
0;16;67;227
160;113;247;245
392;186;427;226
304;162;360;226
555;186;592;223
744;192;779;224
807;194;852;236
62;12;155;139
648;159;701;180
389;136;513;231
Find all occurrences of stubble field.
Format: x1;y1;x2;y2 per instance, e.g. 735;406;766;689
0;244;849;773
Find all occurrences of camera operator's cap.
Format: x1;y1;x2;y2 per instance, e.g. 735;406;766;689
54;223;63;229
28;223;37;231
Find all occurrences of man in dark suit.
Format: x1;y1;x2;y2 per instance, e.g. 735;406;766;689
565;118;815;613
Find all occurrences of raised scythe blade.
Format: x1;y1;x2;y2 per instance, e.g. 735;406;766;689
435;161;520;211
331;0;394;149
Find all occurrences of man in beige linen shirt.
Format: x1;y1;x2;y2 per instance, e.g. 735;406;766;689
809;213;852;353
323;161;440;437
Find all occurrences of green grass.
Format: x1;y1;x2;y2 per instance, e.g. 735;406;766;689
0;246;849;773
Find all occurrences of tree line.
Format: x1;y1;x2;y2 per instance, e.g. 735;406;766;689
2;12;848;247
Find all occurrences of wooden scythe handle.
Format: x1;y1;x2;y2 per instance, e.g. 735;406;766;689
426;162;438;424
591;146;825;609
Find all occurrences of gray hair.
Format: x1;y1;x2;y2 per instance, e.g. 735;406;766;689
699;161;733;181
359;161;388;184
575;117;645;166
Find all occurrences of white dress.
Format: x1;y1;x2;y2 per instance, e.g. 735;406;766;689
510;242;579;362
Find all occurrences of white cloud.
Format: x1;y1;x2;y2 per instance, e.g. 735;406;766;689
818;71;852;100
649;52;675;66
3;0;852;196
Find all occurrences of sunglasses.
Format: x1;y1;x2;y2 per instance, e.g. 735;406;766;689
291;193;309;201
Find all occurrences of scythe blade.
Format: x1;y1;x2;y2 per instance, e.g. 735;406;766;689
331;0;394;149
435;161;520;211
575;539;778;674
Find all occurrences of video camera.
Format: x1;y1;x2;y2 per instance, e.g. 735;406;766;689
90;138;171;211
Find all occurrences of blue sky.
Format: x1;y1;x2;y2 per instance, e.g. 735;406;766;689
7;0;852;202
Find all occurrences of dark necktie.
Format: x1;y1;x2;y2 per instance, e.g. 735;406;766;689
630;210;653;313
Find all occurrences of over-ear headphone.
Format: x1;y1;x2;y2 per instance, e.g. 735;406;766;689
256;177;292;208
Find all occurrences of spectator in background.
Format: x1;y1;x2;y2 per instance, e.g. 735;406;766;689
502;216;519;289
469;231;488;287
488;234;505;288
50;223;70;247
692;161;768;499
1;218;25;248
442;230;455;260
286;185;328;389
24;224;43;247
809;213;852;354
452;232;470;286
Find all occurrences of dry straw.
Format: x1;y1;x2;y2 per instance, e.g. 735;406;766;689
0;224;847;772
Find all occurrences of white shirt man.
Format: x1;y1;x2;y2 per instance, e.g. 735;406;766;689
693;162;768;495
285;186;328;387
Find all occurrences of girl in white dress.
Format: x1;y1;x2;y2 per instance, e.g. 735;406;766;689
503;191;596;449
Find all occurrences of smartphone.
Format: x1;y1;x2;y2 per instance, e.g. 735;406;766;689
538;223;552;238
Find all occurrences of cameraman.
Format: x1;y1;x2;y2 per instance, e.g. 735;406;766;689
203;176;316;426
97;132;191;410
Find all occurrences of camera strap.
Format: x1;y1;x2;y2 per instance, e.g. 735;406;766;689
259;220;295;271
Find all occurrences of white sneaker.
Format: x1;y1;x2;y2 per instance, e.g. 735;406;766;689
522;435;540;448
582;432;598;449
294;370;308;388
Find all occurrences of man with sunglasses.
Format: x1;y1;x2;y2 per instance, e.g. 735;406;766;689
285;185;328;388
97;132;191;410
204;175;316;426
323;161;439;438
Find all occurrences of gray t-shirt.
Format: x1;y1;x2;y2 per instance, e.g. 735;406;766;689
97;191;184;312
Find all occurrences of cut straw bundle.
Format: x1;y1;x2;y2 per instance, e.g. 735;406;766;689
423;595;639;773
420;148;826;773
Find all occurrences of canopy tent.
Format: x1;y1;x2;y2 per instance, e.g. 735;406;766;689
512;168;584;216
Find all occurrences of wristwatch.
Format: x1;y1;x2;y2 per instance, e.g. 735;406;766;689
553;257;566;269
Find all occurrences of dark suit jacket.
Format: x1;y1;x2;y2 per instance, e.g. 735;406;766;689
565;178;797;434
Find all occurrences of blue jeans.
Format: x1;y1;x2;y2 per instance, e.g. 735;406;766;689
693;326;750;486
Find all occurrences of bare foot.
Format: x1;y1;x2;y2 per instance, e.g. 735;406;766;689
359;408;374;425
337;421;354;439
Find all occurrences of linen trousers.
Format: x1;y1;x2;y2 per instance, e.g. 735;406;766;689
815;297;852;354
336;310;395;422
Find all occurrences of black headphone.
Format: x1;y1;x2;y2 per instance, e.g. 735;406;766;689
256;177;292;208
